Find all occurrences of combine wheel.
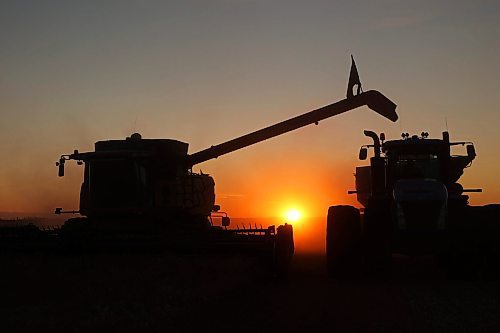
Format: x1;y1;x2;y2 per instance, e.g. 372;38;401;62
274;224;295;278
59;217;90;251
60;217;89;235
326;205;361;279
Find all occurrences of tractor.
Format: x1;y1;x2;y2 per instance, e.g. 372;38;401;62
327;130;500;278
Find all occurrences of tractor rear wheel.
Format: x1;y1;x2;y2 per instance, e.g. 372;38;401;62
326;205;361;279
479;204;500;279
441;204;500;280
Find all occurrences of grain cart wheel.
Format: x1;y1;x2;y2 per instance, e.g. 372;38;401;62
275;224;295;278
326;205;361;279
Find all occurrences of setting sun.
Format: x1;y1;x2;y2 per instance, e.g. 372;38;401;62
284;209;302;223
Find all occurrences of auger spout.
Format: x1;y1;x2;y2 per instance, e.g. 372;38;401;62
188;89;397;166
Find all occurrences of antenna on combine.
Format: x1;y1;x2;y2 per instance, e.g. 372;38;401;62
133;115;139;133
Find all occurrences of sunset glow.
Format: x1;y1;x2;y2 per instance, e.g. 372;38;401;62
284;208;302;223
0;2;498;220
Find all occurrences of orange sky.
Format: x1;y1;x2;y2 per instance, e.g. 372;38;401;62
0;1;499;220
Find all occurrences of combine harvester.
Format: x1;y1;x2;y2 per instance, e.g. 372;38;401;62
2;58;398;275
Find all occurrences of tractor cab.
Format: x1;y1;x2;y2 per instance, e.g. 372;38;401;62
384;135;447;184
327;130;498;277
355;131;477;207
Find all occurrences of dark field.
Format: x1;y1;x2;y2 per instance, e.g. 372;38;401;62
2;252;500;332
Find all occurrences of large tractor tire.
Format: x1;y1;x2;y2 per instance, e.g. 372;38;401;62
441;204;500;280
479;204;500;279
326;205;361;279
462;204;500;279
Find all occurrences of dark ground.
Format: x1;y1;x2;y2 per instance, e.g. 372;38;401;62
1;252;500;332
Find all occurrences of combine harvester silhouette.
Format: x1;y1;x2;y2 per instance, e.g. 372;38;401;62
2;58;399;277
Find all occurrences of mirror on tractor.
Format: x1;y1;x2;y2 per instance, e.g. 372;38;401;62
359;147;368;160
57;158;65;177
467;144;476;158
222;216;230;227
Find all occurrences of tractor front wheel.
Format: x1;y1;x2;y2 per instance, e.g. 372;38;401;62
326;205;362;279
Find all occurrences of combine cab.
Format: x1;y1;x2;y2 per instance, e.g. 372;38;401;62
327;131;500;278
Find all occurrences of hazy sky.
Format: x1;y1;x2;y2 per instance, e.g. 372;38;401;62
0;0;499;217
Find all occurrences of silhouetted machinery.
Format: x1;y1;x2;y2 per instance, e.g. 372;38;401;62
51;59;397;271
327;130;500;278
0;59;398;275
